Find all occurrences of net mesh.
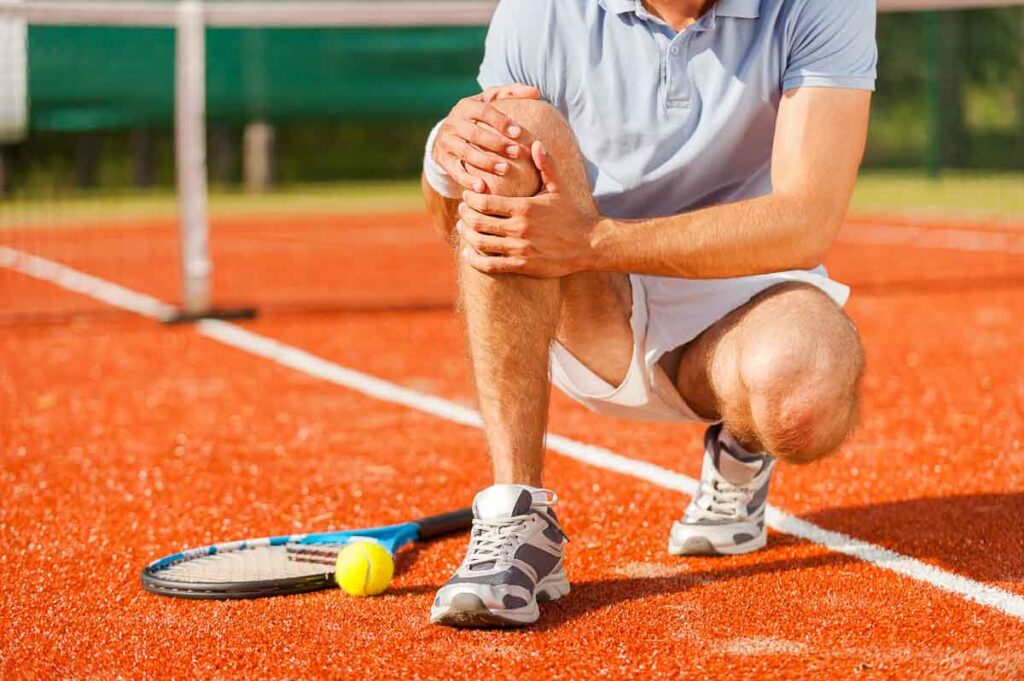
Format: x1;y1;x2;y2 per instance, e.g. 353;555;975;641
1;1;1023;323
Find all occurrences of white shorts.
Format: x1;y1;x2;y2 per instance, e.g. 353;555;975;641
549;267;850;423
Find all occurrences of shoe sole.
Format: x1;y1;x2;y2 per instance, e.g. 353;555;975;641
667;529;767;556
430;573;570;628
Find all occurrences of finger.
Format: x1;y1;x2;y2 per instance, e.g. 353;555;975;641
457;222;522;256
451;119;519;161
440;153;486;193
481;84;541;103
456;139;511;176
461;247;526;275
458;202;513;236
467;100;522;139
462;190;520;219
531;140;561;194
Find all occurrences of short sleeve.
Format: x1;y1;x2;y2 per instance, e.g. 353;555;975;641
477;0;545;91
782;0;877;92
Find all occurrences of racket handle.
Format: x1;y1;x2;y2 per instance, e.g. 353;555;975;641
415;507;474;539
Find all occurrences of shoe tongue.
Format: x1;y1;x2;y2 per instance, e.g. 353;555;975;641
716;444;764;486
473;484;535;520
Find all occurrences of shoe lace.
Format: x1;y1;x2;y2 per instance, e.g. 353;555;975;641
689;472;760;521
465;517;530;566
465;489;557;567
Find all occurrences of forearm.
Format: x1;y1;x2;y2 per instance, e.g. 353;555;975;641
589;191;843;279
587;89;870;280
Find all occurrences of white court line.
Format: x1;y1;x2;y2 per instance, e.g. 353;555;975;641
0;246;177;320
4;245;1024;623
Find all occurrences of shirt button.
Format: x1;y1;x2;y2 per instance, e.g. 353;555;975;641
670;46;680;56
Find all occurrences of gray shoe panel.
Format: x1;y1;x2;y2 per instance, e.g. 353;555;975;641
446;564;535;591
514;543;560;579
511;490;534;516
747;482;771;514
542;514;566;543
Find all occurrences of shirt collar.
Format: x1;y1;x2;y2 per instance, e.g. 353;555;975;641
714;0;760;19
597;0;637;15
599;0;760;20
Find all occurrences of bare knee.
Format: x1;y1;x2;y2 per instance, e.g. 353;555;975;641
468;99;577;197
736;290;864;464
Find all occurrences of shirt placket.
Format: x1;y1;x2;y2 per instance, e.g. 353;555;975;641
664;17;712;111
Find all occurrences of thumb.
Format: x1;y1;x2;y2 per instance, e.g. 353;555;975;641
531;141;561;194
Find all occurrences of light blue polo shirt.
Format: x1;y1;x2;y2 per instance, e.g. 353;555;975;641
477;0;877;219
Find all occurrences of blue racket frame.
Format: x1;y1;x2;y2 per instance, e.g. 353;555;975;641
141;508;472;599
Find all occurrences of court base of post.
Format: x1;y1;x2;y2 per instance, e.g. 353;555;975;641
161;307;258;325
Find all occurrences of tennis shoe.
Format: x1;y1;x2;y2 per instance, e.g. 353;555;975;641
430;484;569;627
668;424;776;556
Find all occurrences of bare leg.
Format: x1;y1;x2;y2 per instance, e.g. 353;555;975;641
426;99;633;486
675;283;865;463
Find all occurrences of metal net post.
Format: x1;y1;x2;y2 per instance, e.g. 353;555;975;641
175;0;212;316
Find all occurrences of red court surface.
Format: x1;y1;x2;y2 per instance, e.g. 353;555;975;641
2;211;1023;678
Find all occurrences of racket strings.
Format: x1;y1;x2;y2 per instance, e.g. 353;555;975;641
157;544;341;583
284;544;342;566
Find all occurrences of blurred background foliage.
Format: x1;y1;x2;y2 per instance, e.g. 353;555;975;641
2;7;1022;195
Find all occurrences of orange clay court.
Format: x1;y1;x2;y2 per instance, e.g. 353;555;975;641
1;204;1023;678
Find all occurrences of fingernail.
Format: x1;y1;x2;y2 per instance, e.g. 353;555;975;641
462;247;471;258
507;145;519;158
456;220;464;233
495;162;509;175
508;125;521;138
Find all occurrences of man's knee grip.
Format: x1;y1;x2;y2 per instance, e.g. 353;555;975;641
468;99;578;197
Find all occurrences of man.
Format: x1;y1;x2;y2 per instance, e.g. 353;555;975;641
421;0;876;628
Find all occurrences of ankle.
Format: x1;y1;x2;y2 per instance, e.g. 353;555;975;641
719;426;766;460
492;473;544;488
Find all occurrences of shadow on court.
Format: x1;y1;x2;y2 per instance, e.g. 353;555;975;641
531;546;857;630
533;493;1024;627
802;492;1024;584
391;493;1024;627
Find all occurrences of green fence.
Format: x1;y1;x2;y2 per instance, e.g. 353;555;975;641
7;6;1024;191
28;26;487;131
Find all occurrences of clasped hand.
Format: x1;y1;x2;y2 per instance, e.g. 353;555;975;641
432;86;603;278
456;141;601;278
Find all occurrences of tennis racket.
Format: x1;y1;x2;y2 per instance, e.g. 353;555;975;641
141;507;473;600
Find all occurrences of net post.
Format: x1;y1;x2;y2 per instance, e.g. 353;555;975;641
175;0;212;316
0;1;27;146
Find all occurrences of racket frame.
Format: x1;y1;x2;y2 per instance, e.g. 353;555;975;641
140;508;472;600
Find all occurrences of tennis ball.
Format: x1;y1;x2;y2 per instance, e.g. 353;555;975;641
334;540;394;597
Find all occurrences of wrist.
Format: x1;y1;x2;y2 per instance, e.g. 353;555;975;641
583;216;620;271
422;119;462;198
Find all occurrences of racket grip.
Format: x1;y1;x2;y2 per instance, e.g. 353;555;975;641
416;507;474;539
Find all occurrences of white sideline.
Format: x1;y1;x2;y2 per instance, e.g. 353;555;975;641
0;246;177;320
4;245;1023;623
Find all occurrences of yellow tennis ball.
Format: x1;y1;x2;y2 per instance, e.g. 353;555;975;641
334;540;394;597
